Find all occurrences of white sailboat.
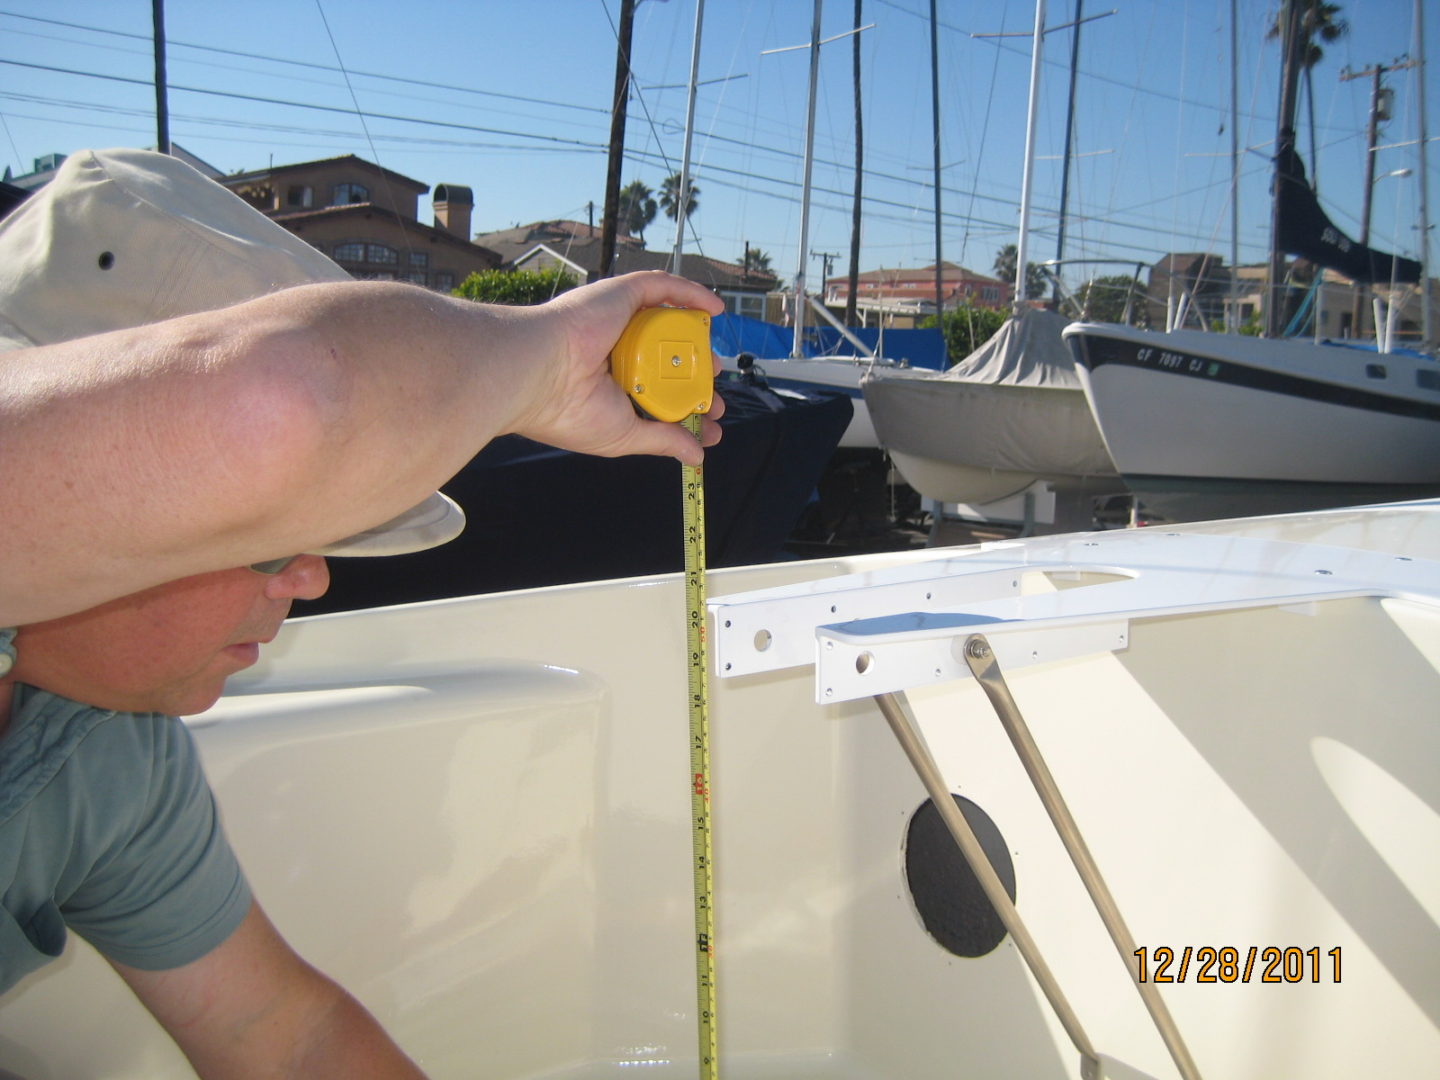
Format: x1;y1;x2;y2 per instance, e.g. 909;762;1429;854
4;497;1438;1078
1063;0;1438;522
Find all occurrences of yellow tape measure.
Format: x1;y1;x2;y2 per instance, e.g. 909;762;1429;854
612;307;717;1078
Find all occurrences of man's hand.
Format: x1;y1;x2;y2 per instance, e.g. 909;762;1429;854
112;901;426;1079
508;271;727;465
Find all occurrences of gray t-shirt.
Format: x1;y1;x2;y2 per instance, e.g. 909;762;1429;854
0;629;252;992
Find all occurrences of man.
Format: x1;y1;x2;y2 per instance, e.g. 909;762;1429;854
0;150;724;1076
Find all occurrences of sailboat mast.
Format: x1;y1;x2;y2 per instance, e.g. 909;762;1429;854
1265;0;1304;337
671;0;705;276
1013;0;1046;311
1229;0;1240;331
929;0;944;320
1417;0;1434;347
152;0;170;155
1053;0;1083;304
793;0;824;359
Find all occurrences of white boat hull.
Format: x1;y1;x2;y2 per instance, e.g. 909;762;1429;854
1066;324;1440;487
3;502;1439;1078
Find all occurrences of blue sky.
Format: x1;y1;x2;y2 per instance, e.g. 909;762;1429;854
1;0;1435;293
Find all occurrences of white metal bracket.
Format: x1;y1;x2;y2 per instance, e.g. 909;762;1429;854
710;530;1440;704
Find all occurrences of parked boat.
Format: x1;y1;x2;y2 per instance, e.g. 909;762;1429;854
1064;322;1440;520
863;307;1120;505
4;496;1437;1078
861;2;1121;516
712;312;946;450
1063;0;1434;523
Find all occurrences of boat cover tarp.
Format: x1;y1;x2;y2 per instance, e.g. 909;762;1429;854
942;307;1080;389
306;380;854;613
863;375;1115;484
711;313;947;371
860;307;1116;490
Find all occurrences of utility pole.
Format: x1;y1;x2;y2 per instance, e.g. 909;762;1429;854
812;250;839;285
599;0;637;281
1340;56;1416;337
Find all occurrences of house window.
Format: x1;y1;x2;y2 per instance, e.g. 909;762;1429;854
432;271;455;291
405;271;428;286
719;291;765;320
409;251;429;268
332;241;402;280
286;185;313;209
333;182;370;205
982;286;999;304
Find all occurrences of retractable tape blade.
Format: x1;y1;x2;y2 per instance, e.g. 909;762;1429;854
611;306;717;1078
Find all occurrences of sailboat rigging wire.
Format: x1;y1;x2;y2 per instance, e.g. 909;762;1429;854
955;8;1008;271
311;0;413;267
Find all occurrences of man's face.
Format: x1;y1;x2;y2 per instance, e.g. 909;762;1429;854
11;555;330;716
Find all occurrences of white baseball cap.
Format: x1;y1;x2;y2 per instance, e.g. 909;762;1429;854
0;147;464;557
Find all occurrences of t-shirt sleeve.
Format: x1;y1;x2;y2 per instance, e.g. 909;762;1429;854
59;714;253;971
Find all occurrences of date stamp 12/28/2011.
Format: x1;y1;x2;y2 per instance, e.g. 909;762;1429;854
1134;946;1341;984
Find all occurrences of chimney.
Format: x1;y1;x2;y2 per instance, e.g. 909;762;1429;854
432;184;473;239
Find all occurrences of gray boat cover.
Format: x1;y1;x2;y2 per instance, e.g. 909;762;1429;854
944;306;1080;389
861;306;1116;492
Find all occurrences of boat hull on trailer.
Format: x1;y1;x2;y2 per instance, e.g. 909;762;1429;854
2;501;1438;1078
1065;323;1440;516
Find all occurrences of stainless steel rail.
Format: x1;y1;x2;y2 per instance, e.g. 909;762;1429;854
959;632;1203;1080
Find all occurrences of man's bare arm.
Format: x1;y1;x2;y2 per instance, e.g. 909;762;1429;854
0;272;723;625
111;901;427;1080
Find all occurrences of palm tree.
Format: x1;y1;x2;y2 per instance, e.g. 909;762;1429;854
743;247;774;277
660;172;699;223
617;179;657;241
1266;1;1349;179
993;243;1046;300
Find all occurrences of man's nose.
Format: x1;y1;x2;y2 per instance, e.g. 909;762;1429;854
263;554;331;601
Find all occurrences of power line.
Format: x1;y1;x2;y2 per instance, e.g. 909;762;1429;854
0;9;611;116
0;58;610;152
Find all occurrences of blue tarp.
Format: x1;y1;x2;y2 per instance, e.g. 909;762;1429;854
711;313;948;371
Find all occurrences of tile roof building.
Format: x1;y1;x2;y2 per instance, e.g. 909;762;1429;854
222;154;500;291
